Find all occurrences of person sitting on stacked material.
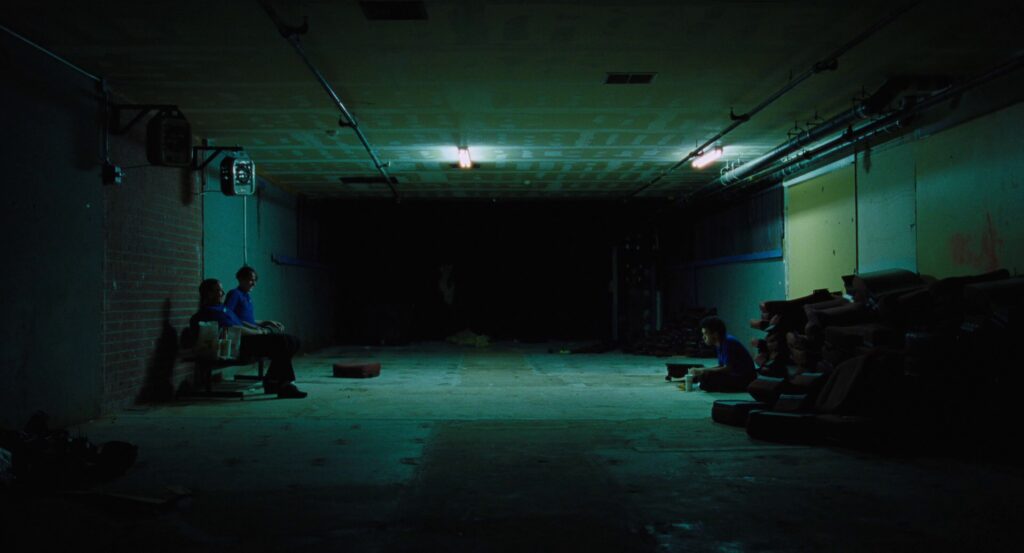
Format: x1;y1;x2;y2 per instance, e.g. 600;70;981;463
689;316;756;392
190;278;307;399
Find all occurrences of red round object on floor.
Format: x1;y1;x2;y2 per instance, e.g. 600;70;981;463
332;362;381;378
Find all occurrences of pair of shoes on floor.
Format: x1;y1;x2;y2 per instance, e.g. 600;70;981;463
262;380;307;398
276;382;307;399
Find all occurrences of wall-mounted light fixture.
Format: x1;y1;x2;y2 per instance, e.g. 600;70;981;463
220;155;256;196
193;145;256;196
691;146;724;169
457;147;473;169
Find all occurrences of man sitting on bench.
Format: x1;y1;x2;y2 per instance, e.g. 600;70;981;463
690;316;756;392
225;266;286;334
190;278;307;399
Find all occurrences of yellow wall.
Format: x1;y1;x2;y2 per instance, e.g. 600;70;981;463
784;165;857;298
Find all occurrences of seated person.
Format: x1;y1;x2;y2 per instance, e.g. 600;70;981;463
224;266;285;333
690;316;756;392
190;278;307;399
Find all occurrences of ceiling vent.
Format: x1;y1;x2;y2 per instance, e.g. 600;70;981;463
604;72;657;85
358;1;428;21
339;176;400;185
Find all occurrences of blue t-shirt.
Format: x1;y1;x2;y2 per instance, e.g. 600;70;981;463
224;288;256;324
718;334;756;380
190;304;244;332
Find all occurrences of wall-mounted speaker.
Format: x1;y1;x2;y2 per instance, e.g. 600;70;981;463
146;109;193;167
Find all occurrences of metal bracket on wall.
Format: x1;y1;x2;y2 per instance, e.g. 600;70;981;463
193;144;246;195
192;145;244;171
108;104;180;135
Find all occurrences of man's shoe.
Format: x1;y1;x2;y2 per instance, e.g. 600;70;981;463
277;383;307;399
262;380;280;394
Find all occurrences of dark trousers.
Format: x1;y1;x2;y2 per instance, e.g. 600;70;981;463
240;333;301;383
697;371;753;393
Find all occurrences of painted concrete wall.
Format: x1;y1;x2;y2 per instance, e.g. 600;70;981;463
782;100;1024;296
692;260;786;350
785;165;857;298
914;101;1024;277
0;33;104;428
856;147;917;273
202;178;334;350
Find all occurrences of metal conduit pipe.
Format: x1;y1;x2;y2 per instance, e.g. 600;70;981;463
1;23;101;82
716;103;869;186
711;53;1024;196
758;115;903;185
626;1;920;198
1;24;124;180
260;2;400;201
716;75;953;187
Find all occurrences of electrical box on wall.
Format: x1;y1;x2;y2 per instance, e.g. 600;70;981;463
146;109;193;167
220;155;256;195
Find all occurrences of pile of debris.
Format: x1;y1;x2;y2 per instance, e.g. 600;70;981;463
0;411;137;491
623;307;717;357
446;329;491;348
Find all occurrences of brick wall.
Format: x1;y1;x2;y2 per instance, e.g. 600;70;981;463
102;122;202;411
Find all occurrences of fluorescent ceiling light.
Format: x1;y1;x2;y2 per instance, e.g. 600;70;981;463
691;146;724;169
457;147;472;169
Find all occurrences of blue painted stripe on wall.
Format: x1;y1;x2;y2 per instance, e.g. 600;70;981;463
271;254;325;269
689;249;783;268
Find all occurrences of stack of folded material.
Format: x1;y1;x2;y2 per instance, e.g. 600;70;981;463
712;268;1024;455
749;288;837;376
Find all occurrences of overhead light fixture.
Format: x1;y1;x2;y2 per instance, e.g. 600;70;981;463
692;146;724;169
457;147;473;169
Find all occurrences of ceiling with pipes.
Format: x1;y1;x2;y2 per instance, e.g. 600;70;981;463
4;1;1023;200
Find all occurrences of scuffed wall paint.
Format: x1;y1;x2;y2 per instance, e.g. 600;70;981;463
948;212;1005;273
915;101;1024;278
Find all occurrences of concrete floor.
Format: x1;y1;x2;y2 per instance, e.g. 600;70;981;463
5;342;1024;552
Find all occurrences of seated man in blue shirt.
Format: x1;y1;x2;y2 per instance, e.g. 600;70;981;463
690;316;756;392
190;278;307;399
224;266;285;333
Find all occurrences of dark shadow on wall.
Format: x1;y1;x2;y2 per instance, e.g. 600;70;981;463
137;299;179;403
180;166;195;206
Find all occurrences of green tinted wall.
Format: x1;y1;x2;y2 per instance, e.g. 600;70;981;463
914;101;1024;277
0;33;104;427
